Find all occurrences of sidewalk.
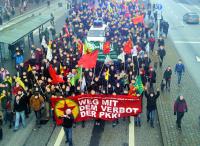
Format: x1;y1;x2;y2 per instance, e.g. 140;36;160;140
1;0;67;75
0;0;55;25
0;0;68;30
156;37;200;146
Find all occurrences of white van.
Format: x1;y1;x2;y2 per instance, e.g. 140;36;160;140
87;20;108;43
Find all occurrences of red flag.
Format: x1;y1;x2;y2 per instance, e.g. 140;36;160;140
78;50;99;69
77;40;83;54
132;15;144;25
48;65;65;84
123;39;133;54
103;41;110;54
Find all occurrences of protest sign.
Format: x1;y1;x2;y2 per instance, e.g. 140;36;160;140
51;94;142;125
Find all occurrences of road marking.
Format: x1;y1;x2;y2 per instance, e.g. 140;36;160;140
179;3;191;12
196;56;200;62
129;116;135;146
54;127;65;146
174;41;200;44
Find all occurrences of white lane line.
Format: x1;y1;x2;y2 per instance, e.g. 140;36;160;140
194;5;200;11
174;41;200;44
54;127;65;146
179;3;191;12
129;116;135;146
196;56;200;62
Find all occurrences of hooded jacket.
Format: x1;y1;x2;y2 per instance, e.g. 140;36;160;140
174;97;187;113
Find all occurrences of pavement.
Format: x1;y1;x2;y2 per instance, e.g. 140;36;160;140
159;0;200;91
1;0;56;25
135;99;163;146
155;37;200;146
0;0;69;75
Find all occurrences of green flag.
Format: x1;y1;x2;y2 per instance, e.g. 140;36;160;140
70;68;82;86
134;75;144;94
84;40;93;54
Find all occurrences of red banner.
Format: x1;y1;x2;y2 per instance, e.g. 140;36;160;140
51;94;142;125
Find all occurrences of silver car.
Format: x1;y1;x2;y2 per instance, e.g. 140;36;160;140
183;12;199;24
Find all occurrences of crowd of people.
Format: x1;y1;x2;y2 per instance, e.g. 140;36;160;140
0;0;52;24
0;0;187;143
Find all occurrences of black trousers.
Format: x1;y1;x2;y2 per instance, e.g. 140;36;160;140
176;112;184;128
0;128;2;140
34;110;41;125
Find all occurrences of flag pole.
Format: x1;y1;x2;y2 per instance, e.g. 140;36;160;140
92;66;96;82
106;79;109;94
98;61;105;79
80;45;84;90
124;53;126;73
58;83;64;95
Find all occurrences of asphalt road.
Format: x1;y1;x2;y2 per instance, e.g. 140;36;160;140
159;0;200;89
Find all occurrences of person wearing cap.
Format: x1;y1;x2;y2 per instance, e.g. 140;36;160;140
61;109;74;146
174;95;188;130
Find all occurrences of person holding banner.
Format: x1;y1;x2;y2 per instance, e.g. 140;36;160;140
61;109;74;146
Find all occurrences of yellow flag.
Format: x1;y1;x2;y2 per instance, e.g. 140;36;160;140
15;77;26;90
5;76;12;84
60;63;64;74
105;69;110;81
0;93;5;100
27;65;32;72
108;4;113;13
48;40;52;49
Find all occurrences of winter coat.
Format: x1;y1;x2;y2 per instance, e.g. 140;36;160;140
145;91;160;111
158;48;166;59
174;98;187;113
14;94;27;112
163;69;172;80
62;114;74;128
175;63;185;73
15;55;24;65
30;95;44;111
148;70;156;83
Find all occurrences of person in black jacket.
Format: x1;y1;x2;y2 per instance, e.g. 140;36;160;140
144;88;160;128
158;45;166;67
13;91;27;131
148;67;156;90
163;66;172;91
61;109;74;146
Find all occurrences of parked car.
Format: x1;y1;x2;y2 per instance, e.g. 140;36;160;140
183;12;199;24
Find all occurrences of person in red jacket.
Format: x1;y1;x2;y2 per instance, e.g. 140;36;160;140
174;95;188;130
